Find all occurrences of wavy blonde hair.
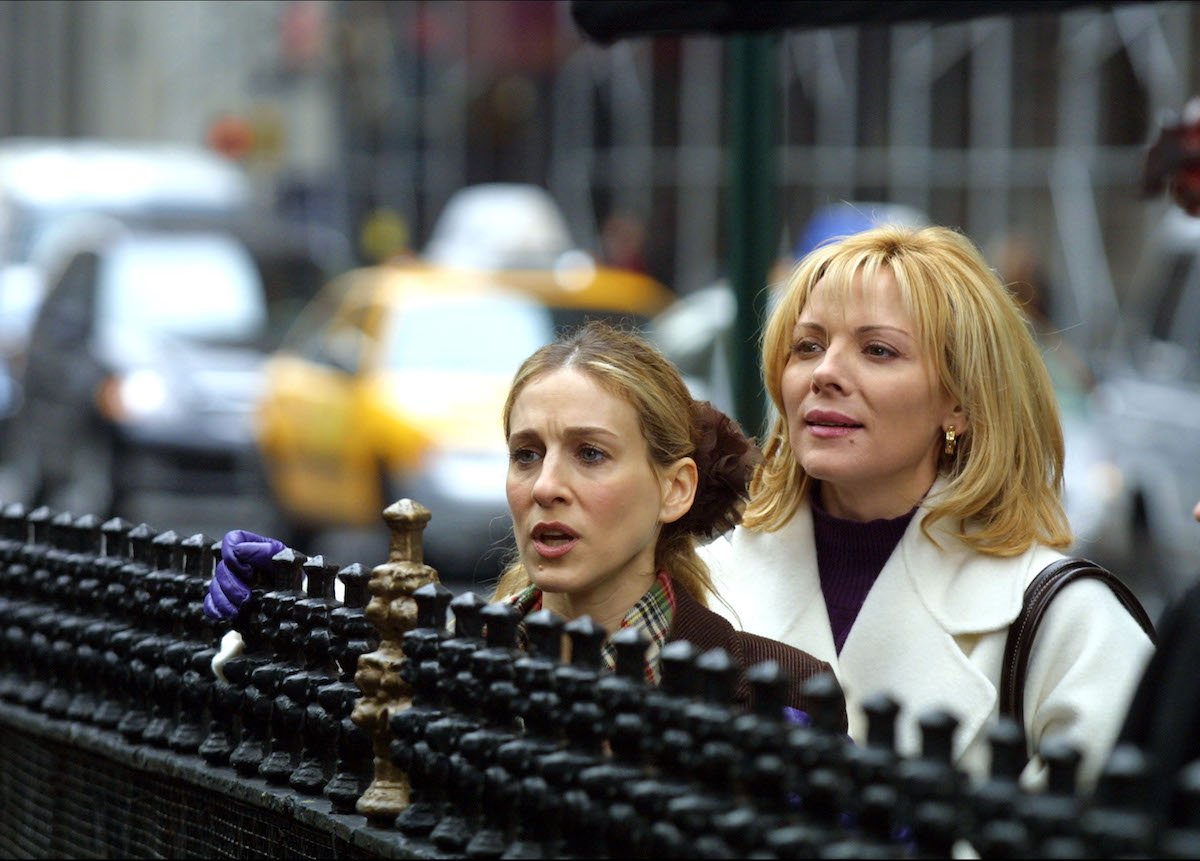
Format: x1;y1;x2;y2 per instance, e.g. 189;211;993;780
492;321;722;604
744;224;1072;556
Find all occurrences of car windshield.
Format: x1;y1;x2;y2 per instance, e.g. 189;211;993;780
97;234;266;342
381;293;555;375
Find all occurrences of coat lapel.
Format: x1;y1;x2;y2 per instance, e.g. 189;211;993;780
840;524;998;761
840;503;1053;762
708;481;1057;765
707;509;837;664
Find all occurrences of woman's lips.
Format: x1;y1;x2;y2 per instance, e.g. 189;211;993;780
807;423;860;439
805;408;862;439
532;536;579;559
531;523;579;559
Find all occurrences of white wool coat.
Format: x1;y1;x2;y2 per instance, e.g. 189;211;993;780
698;491;1155;788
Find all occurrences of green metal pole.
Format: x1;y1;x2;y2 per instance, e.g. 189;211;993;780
726;32;778;441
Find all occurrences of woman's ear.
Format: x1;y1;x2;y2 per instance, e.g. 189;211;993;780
659;457;698;525
941;398;968;437
951;402;969;435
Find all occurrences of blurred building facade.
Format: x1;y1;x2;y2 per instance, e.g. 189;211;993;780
2;1;1199;346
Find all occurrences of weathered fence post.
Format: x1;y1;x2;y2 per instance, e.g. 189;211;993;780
353;498;439;825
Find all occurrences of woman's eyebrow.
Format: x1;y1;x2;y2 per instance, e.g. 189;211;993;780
794;321;912;338
508;426;620;442
507;428;540;445
856;324;912;338
563;426;618;438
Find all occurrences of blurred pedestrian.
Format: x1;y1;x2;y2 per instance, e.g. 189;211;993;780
699;224;1155;786
358;206;413;264
988;229;1095;398
599;210;649;275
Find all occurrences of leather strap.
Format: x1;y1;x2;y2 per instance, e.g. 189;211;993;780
1000;557;1157;727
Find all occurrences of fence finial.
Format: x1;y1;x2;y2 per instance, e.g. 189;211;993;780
352;497;440;825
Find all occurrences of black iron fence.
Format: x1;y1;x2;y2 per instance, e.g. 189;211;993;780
0;499;1197;859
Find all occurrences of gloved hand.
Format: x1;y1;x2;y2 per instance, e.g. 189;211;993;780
783;706;812;727
203;529;287;621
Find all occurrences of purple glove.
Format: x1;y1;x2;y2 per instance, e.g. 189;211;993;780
783;706;812;727
203;529;287;621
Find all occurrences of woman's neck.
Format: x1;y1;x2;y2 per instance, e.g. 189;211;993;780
539;570;657;636
816;474;933;522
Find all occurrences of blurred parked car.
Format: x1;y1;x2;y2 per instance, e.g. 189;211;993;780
0;138;251;361
1089;207;1200;604
420;181;673;321
7;212;346;519
422;183;576;270
0;139;254;456
255;258;675;585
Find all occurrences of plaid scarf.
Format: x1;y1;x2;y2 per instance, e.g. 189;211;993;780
501;569;677;684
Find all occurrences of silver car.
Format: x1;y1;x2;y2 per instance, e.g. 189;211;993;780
7;214;343;524
1091;208;1200;609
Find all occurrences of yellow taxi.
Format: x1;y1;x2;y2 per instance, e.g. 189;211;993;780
254;257;674;583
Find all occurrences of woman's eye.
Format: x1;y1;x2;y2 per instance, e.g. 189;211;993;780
865;343;898;358
578;445;606;464
510;447;540;465
792;339;822;356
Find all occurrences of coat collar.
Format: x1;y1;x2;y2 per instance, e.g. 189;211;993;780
708;476;1062;764
718;477;1040;640
898;478;1063;633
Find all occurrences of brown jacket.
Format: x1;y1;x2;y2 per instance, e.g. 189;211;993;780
670;584;846;731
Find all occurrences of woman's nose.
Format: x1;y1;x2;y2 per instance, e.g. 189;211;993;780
810;345;847;393
531;451;569;506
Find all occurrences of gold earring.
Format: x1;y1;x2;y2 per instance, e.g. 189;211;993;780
944;427;957;457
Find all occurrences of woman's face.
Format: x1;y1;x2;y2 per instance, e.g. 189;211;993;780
780;267;962;520
506;366;693;609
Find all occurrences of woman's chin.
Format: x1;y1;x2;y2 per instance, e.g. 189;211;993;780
798;459;842;484
528;563;579;594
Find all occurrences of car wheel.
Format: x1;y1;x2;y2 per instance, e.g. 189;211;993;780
44;429;118;519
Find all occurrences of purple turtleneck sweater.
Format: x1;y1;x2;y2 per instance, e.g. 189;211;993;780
811;485;917;654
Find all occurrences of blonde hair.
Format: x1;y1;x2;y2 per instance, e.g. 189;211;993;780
745;224;1072;556
493;321;744;604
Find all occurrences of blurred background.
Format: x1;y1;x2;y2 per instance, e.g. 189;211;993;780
0;0;1198;614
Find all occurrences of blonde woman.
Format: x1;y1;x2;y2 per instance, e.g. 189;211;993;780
699;224;1154;785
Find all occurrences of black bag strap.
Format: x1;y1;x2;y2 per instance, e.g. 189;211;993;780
1000;557;1158;726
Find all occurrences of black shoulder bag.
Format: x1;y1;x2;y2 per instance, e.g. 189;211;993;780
999;557;1158;725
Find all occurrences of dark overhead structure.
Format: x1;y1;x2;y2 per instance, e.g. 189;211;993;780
570;0;1116;42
